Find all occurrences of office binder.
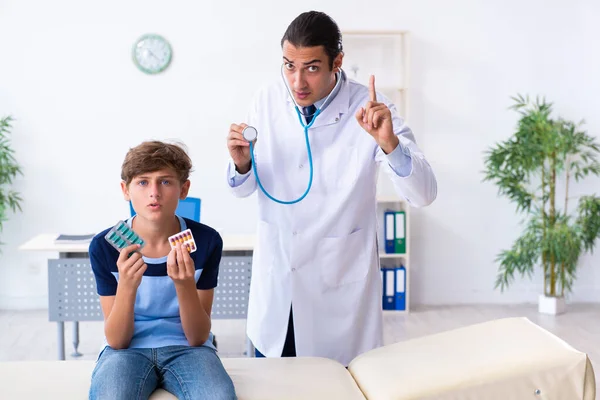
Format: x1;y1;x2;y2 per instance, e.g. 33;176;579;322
395;266;406;311
381;269;385;309
394;211;406;254
384;211;395;253
383;268;395;310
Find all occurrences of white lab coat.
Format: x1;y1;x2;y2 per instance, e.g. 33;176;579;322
226;73;437;366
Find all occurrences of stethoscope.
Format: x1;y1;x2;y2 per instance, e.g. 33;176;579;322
242;66;343;205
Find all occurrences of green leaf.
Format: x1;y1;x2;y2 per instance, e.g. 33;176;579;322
483;96;600;295
0;115;23;250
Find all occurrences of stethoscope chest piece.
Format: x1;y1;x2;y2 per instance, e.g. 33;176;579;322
242;126;258;142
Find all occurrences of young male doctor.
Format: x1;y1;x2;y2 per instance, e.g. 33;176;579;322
226;11;437;366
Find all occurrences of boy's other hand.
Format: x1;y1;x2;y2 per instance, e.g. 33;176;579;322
116;244;147;290
167;242;196;285
227;123;252;174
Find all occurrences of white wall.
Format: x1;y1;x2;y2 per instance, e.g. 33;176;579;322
1;0;599;309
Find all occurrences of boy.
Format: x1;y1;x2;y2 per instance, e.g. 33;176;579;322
88;140;237;400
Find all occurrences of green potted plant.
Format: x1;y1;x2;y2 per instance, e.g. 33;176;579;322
482;95;600;314
0;115;23;247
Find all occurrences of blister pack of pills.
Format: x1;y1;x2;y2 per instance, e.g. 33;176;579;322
104;220;145;252
168;229;196;253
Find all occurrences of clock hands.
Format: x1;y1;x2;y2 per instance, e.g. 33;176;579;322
145;48;162;62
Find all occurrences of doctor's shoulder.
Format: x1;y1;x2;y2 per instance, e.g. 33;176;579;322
241;80;276;119
243;80;289;124
250;79;290;106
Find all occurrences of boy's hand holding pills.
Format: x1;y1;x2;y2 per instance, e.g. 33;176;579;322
167;241;196;285
116;244;147;290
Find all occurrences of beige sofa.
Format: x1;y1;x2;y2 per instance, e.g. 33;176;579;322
0;317;595;399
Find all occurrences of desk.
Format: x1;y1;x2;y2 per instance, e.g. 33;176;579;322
19;233;256;253
19;233;256;360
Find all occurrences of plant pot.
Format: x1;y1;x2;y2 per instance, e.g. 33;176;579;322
538;294;566;315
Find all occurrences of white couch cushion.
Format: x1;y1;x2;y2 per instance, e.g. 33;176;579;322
0;360;174;400
347;317;596;400
0;356;365;399
223;357;365;399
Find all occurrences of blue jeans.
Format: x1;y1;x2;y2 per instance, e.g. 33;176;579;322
89;345;237;400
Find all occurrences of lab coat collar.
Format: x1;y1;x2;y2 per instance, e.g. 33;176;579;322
285;70;350;129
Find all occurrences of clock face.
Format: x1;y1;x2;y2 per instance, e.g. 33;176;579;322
132;34;172;74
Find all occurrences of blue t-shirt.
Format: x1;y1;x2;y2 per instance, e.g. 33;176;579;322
89;215;222;350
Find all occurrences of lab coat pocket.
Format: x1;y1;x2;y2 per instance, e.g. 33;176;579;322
253;220;279;276
319;228;369;288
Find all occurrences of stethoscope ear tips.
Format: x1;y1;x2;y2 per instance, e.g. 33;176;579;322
242;126;258;142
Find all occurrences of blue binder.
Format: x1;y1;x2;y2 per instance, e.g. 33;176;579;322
383;268;395;310
381;269;385;309
384;211;395;253
395;266;406;311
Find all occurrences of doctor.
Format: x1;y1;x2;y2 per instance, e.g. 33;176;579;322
226;11;437;366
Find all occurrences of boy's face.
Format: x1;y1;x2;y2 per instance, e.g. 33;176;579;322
121;168;190;223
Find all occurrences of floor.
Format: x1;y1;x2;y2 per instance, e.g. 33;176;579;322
1;304;598;385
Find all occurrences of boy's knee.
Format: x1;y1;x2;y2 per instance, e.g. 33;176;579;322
90;348;157;399
89;376;145;400
192;378;237;400
195;374;237;400
212;383;237;400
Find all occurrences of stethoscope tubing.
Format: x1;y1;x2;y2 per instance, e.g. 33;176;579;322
245;67;343;204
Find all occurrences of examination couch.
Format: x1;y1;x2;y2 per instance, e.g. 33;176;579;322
0;317;594;399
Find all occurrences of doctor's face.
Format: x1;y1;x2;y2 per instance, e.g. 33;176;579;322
282;41;343;108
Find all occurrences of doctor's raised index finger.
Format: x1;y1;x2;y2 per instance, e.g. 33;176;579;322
369;75;377;102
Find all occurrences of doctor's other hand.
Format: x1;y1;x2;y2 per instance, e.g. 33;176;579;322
228;123;252;174
355;75;399;154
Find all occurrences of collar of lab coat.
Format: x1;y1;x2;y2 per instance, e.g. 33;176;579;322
285;70;350;129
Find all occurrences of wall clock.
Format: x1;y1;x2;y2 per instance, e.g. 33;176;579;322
132;34;172;74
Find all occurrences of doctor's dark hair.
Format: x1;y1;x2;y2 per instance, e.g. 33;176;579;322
281;11;343;70
121;140;193;186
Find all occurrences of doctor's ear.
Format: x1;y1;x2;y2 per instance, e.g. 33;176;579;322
332;53;343;73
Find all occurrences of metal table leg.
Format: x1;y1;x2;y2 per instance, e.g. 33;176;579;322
57;321;65;360
71;321;82;357
58;252;88;358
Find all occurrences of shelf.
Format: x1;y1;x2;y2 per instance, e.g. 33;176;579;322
385;87;408;92
356;86;407;93
380;253;407;259
342;29;409;121
343;30;409;36
344;29;411;314
376;196;405;203
383;309;409;315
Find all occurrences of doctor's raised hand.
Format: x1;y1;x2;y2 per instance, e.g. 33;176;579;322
355;75;400;155
227;123;252;174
